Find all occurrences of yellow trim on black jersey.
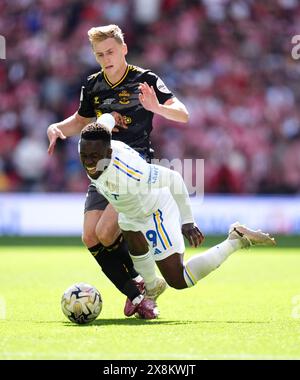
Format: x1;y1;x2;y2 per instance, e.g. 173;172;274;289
103;65;130;89
129;64;144;73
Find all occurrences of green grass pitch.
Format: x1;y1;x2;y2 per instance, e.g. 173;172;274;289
0;244;300;360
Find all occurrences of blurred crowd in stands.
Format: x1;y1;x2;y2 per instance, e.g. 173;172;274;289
1;0;300;194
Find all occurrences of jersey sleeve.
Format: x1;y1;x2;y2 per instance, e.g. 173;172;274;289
77;83;96;118
143;71;174;105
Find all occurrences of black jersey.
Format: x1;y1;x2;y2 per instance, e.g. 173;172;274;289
78;64;174;157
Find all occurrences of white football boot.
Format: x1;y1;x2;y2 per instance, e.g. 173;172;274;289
228;222;276;248
134;277;167;319
145;277;168;301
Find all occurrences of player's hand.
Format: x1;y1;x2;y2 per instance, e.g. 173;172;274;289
111;112;128;132
47;125;66;155
182;223;205;248
139;82;160;114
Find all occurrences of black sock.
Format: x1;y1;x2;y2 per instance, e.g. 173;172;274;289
106;235;139;279
88;243;141;301
88;243;105;256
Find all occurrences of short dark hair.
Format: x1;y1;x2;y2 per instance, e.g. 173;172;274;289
81;122;111;144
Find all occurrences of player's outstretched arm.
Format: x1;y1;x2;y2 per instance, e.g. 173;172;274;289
47;112;92;155
139;82;189;123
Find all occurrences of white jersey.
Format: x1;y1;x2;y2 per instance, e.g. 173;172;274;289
89;140;194;224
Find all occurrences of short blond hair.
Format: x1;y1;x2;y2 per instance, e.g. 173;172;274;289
88;24;125;46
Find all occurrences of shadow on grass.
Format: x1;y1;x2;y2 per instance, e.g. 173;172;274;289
60;319;272;327
62;318;194;327
8;318;272;326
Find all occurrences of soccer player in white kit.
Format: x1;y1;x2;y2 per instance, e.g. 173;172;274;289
79;114;276;315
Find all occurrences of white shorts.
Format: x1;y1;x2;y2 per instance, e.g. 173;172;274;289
118;194;185;261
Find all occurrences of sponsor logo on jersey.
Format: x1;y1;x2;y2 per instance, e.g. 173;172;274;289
118;90;130;104
94;96;100;104
156;78;171;94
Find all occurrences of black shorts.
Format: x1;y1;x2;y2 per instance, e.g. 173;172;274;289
84;184;109;213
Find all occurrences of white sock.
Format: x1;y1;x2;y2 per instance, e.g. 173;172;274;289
129;251;157;290
183;238;242;287
132;294;144;305
132;274;143;283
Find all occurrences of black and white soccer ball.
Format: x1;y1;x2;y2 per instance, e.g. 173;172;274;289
61;283;102;324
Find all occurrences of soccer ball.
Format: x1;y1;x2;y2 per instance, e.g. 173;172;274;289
61;283;102;324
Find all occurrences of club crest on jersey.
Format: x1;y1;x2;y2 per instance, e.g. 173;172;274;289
118;90;130;104
105;180;118;192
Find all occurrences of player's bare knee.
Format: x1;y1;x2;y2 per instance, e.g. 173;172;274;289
156;254;187;289
163;271;187;289
95;226;116;247
166;267;187;289
82;231;98;248
96;231;113;247
165;278;187;290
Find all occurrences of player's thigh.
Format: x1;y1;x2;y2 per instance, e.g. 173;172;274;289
122;230;149;254
95;204;120;246
83;184;108;246
83;210;103;236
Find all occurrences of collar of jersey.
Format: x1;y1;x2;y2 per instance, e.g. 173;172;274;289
103;65;130;89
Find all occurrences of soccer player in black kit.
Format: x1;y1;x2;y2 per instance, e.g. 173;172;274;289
47;24;189;319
